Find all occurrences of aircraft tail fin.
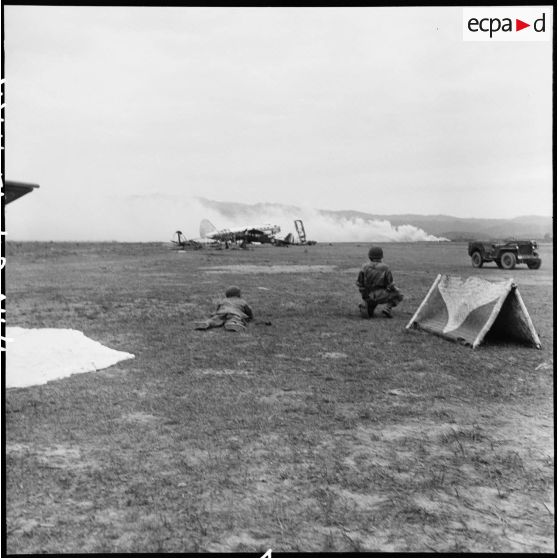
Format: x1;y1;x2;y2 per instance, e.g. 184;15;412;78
294;219;307;243
200;219;217;238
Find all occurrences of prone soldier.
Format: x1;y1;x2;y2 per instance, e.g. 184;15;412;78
195;286;254;332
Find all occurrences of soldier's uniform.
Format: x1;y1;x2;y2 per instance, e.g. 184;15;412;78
195;286;254;332
357;247;403;318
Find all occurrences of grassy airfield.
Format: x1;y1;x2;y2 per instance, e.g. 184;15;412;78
5;240;554;553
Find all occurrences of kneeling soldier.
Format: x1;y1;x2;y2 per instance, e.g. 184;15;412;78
357;246;403;318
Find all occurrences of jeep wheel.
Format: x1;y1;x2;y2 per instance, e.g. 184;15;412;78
500;252;516;270
471;252;483;268
527;260;542;270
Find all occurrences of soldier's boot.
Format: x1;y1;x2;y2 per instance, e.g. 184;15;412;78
367;300;378;318
195;315;225;330
359;300;376;318
224;319;246;332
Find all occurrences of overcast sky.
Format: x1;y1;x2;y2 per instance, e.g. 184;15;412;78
4;6;553;240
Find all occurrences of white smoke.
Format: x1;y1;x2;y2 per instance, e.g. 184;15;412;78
193;201;449;243
290;211;448;242
8;193;448;242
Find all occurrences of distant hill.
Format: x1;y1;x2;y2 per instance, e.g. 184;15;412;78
198;198;552;241
322;211;553;240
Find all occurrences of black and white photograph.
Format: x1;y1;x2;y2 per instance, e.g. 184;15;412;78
2;3;554;553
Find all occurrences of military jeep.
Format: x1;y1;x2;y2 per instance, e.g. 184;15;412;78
468;240;541;270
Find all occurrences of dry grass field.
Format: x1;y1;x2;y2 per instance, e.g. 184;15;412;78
4;240;554;553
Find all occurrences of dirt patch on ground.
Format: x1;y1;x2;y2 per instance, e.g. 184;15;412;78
119;412;162;424
259;388;313;407
321;352;348;359
205;532;272;553
223;401;554;552
6;443;93;470
478;273;553;287
192;368;252;377
202;265;337;274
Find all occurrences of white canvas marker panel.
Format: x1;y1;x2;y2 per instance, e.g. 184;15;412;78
6;327;135;388
406;275;541;349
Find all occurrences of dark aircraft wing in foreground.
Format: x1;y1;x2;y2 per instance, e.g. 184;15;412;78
4;181;40;204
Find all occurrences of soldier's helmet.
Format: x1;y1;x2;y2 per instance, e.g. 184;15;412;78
368;246;383;260
225;285;242;298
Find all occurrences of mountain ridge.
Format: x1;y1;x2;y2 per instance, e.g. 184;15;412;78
197;198;552;241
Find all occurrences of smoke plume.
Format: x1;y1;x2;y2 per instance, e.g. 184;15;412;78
8;194;449;242
193;199;448;243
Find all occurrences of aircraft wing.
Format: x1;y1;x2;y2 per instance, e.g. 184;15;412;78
4;181;40;204
205;227;265;242
200;220;281;244
205;229;235;242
